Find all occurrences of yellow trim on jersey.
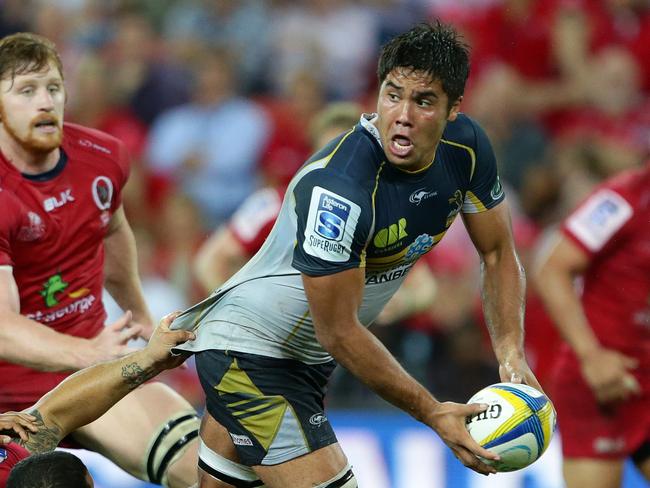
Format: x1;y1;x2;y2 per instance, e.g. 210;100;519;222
360;162;385;268
463;191;487;213
440;138;476;180
283;309;310;346
290;129;356;251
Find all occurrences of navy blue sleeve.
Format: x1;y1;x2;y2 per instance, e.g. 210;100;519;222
462;119;505;213
292;169;373;276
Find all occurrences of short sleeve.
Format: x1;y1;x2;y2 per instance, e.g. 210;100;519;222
292;171;372;276
562;188;633;255
0;195;22;266
462;120;505;213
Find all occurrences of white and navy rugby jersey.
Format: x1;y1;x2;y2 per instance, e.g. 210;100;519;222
172;113;505;363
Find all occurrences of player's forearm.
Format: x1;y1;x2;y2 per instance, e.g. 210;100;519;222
28;349;159;444
0;310;92;371
318;321;437;423
103;218;151;324
535;265;599;360
480;248;527;363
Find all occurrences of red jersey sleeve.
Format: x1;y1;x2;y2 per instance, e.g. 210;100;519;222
0;194;23;267
229;187;283;257
112;138;131;211
561;187;634;257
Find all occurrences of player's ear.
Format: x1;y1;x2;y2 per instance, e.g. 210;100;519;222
447;96;462;122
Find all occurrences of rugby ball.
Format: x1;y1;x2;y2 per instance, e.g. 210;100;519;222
465;382;556;472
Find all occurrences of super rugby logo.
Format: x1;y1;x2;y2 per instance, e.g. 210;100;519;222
0;447;6;464
92;176;113;211
304;187;361;263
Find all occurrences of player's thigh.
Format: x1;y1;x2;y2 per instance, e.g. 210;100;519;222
563;458;624;488
195;350;345;487
72;382;199;482
253;443;348;488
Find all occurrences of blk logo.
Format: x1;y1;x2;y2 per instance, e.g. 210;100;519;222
43;189;74;212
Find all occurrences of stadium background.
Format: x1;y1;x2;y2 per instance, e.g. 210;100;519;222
4;0;649;486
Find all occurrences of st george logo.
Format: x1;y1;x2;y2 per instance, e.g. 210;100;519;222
374;218;408;248
40;273;69;307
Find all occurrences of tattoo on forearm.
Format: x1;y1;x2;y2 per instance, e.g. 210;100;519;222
19;409;61;454
121;361;156;389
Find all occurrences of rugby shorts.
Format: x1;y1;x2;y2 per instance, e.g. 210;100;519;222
195;349;338;466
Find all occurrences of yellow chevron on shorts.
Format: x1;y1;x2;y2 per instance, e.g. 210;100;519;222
478;389;532;446
215;358;289;450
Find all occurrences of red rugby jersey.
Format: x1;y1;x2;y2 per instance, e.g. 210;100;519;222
0;123;129;408
0;443;31;487
229;186;285;257
560;164;650;379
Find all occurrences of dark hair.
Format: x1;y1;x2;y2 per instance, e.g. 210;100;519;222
7;451;91;488
0;32;64;84
377;21;470;105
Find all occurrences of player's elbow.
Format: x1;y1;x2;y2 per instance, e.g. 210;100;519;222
314;320;356;359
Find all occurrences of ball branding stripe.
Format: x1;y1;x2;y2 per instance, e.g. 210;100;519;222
492;388;528;412
537;402;556;450
479;409;530;446
483;415;545;454
492;385;547;412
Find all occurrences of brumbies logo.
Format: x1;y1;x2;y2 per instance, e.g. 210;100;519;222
92;176;113;211
304;187;361;262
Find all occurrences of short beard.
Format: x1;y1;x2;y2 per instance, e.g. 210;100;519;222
0;105;62;155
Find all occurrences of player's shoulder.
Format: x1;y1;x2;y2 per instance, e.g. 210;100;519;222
441;112;484;149
62;123;126;162
601;164;649;204
562;168;646;252
62;122;129;179
307;120;383;189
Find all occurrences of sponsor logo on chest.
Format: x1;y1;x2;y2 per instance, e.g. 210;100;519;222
43;189;74;212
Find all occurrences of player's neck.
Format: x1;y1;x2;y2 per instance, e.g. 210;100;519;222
0;131;60;175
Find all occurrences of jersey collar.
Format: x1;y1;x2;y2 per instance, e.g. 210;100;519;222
359;113;382;147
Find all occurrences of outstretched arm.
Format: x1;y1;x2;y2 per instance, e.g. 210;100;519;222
462;202;540;391
304;268;498;475
14;313;194;454
104;206;155;338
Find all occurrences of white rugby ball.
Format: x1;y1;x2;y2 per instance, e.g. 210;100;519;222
465;382;556;472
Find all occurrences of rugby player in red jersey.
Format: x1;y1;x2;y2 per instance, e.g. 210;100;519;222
535;162;650;488
0;33;199;487
0;312;195;487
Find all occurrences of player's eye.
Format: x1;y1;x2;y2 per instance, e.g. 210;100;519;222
48;84;61;93
388;93;399;101
20;86;34;95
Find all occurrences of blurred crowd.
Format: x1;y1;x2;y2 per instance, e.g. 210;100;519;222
7;0;649;410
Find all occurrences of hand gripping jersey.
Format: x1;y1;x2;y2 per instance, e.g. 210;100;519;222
173;114;504;363
0;443;31;487
0;123;129;409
